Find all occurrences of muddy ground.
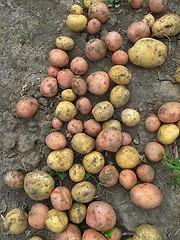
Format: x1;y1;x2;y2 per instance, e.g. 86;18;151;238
0;0;180;239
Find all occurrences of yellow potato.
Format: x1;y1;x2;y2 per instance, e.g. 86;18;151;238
133;224;162;240
102;119;122;131
69;202;87;224
109;65;131;85
29;237;43;240
56;36;74;51
142;13;155;27
66;14;87;32
84;0;104;8
128;38;167;68
61;89;77;102
92;101;114;122
69;164;86;182
82;151;105;174
121;108;140;127
157;124;179;144
71;133;95;154
71;4;83;14
110;85;130;108
175;66;180;83
55;101;77;122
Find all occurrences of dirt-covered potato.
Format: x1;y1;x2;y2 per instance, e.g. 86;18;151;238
110;85;130;108
87;18;101;34
112;50;128;65
82;151;105;174
71;4;83;14
128;38;167;68
109;65;131;85
82;229;106;240
136;164;154;183
92;101;114;122
71;75;87;95
4;170;24;190
66;14;87;32
70;56;88;75
127;22;150;43
40;77;58;97
56;36;74;51
132;224;162;240
69;164;86;182
142;13;155;27
4;208;28;234
149;0;167;13
16;97;39;118
84;0;104;8
102;119;122;131
55;101;77;122
68;202;87;224
71;133;95;154
76;97;92;115
158;102;180;123
48;49;69;67
99;165;119;187
121;108;140;127
55;223;82;240
145;142;165;162
88;2;109;23
47;148;74;172
85;39;107;61
84;119;102;137
57;69;74;89
116;146;139;169
67;119;83;135
45;132;67;150
61;89;77;102
105;31;123;51
145;115;161;132
157;124;179;144
71;181;96;203
119;169;137;190
175;66;180;83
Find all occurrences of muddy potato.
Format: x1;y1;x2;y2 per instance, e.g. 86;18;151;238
110;85;130;108
145;142;165;162
67;119;83;135
132;224;162;240
129;0;144;9
71;133;95;154
116;146;139;169
69;202;87;224
99;165;119;187
76;97;92;115
66;14;87;32
55;223;82;240
102;119;122;131
105;31;123;51
56;36;74;51
70;56;88;75
69;164;86;182
82;151;105;174
121;132;132;146
82;229;107;240
4;208;28;234
92;101;114;122
121;108;140;127
84;0;104;8
45;132;67;150
71;4;83;14
71;75;87;95
52;117;63;129
40;77;58;97
85;38;107;61
47;148;74;172
61;89;77;102
109;227;122;240
109;65;131;85
48;66;59;77
158;102;180;123
175;66;180;83
112;50;128;65
128;38;167;68
4;170;24;190
16;97;39;118
142;13;155;27
157;124;179;144
88;2;109;23
55;101;77;122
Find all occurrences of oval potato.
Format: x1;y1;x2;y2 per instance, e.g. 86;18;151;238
82;151;105;174
71;133;95;154
109;65;131;85
55;101;77;122
92;101;114;122
116;146;139;169
56;36;74;51
110;85;130;108
66;14;87;32
157;124;179;144
158;102;180;123
121;108;140;127
71;4;83;14
68;202;87;224
133;224;162;240
61;89;77;102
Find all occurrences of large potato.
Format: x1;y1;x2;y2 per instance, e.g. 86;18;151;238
133;224;162;240
110;85;130;108
157;124;179;144
158;102;180;123
56;36;74;51
24;171;55;200
109;65;131;85
128;38;167;68
55;101;77;122
66;14;87;32
71;133;95;154
68;202;87;224
82;151;105;174
92;101;114;122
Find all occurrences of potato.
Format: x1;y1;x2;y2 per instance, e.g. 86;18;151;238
45;132;67;150
69;164;86;182
116;146;139;169
4;208;28;234
40;77;58;97
88;2;109;23
127;22;150;43
52;117;63;129
71;4;83;14
152;14;180;38
86;201;116;231
110;85;130;108
121;132;132;146
112;50;128;65
84;0;104;8
76;97;92;115
45;209;68;233
71;133;95;154
121;108;140;127
99;165;119;187
70;56;88;75
82;151;105;174
4;170;24;190
66;14;87;32
109;65;131;85
149;0;166;13
145;115;161;132
105;31;123;51
48;49;69;67
68;202;87;224
61;89;77;102
30;237;43;240
67;119;83;135
84;119;102;137
119;169;137;190
157;123;179;144
57;69;74;89
145;142;165;162
47;148;74;172
28;203;49;229
82;229;107;240
92;101;114;122
56;36;74;51
55;101;77;122
129;0;144;9
50;186;72;211
86;71;110;95
133;224;162;240
142;13;155;27
130;183;163;209
16;97;39;118
71;75;87;95
136;164;154;183
55;223;82;240
87;18;101;34
128;38;167;68
109;227;122;240
175;66;180;83
85;39;107;61
158;102;180;123
71;181;96;203
24;171;55;200
102;119;121;131
48;66;59;77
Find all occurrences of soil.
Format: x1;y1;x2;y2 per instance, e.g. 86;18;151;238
0;0;180;239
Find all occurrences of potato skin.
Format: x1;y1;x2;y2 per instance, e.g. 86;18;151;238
16;97;39;118
145;142;165;162
92;101;114;122
99;165;119;187
71;4;83;14
40;77;58;97
85;39;107;61
87;18;101;34
145;115;161;132
68;202;87;224
121;108;140;127
48;49;69;67
55;223;82;240
149;0;166;13
119;169;137;190
82;151;105;174
158;102;180;123
127;22;150;43
4;170;24;190
142;13;155;27
102;119;121;131
82;229;107;240
76;97;92;115
66;14;87;32
112;50;128;65
52;117;63;129
48;66;59;77
71;133;95;154
136;164;154;183
133;224;162;240
61;89;77;102
71;75;87;95
110;85;130;108
69;164;86;182
55;101;77;122
88;2;109;23
57;69;74;89
116;146;139;169
70;57;88;75
30;237;43;240
45;132;67;150
121;132;132;146
105;31;123;51
67;119;83;135
157;124;179;144
84;119;102;137
56;36;74;50
109;65;131;85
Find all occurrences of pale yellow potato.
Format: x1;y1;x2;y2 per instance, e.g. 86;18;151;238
82;151;105;174
69;164;86;182
61;89;77;102
121;108;140;127
102;119;122;131
45;209;68;233
128;38;167;68
71;4;83;14
175;66;180;83
84;0;104;8
109;65;131;85
110;85;130;108
66;14;87;32
142;13;155;27
92;101;114;122
115;146;139;169
47;148;74;171
132;224;162;240
71;133;95;154
29;237;43;240
69;202;87;224
157;124;179;144
55;101;77;122
56;36;75;51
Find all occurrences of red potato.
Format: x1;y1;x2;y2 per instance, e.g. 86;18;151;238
70;57;88;75
129;0;144;9
52;117;63;129
130;183;163;209
86;201;116;231
105;31;123;52
85;39;107;61
136;164;154;183
4;171;24;190
99;165;119;187
158;102;180;123
28;203;49;229
121;132;132;146
119;169;137;190
76;97;92;115
67;119;83;135
40;77;58;97
71;76;87;96
112;50;128;65
86;71;110;95
45;132;67;150
16;98;39;118
88;2;109;23
127;22;150;43
48;66;59;77
149;0;166;13
145;142;165;162
109;227;122;240
145;115;161;132
48;49;69;67
84;119;101;137
82;229;106;240
87;18;101;34
57;69;74;89
55;223;81;240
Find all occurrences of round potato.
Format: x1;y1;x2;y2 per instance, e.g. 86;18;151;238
71;4;83;14
69;164;86;182
157;124;179;144
121;108;140;127
102;119;122;131
66;14;87;32
136;164;154;183
87;18;101;34
67;119;83;135
129;0;144;9
56;36;74;51
55;223;81;240
84;0;104;8
142;13;155;27
45;132;67;150
71;133;95;154
112;50;128;65
175;66;180;83
133;224;162;240
55;101;77;122
116;146;139;169
84;119;102;137
109;227;122;240
48;49;69;68
92;101;114;122
85;39;107;61
71;75;87;95
119;169;137;190
61;89;77;102
158;102;180;123
121;132;132;146
105;31;123;51
4;170;24;190
70;56;88;75
68;202;87;224
149;0;167;13
40;77;58;97
110;85;130;108
57;69;74;89
109;65;131;85
16;97;39;118
88;2;109;23
82;151;105;174
76;97;92;115
52;117;63;129
99;165;119;187
145;142;165;162
145;115;161;132
127;21;150;43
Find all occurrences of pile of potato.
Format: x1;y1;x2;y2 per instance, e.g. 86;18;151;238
4;0;180;239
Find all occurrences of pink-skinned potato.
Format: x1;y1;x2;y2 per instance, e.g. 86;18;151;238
105;31;123;52
57;69;74;89
99;165;119;187
55;223;81;240
82;229;106;240
119;169;137;190
149;0;166;13
145;142;165;162
121;132;132;146
136;164;154;183
112;50;128;65
48;49;69;67
67;119;83;135
51;117;63;129
88;2;109;23
158;102;180;123
84;119;101;137
129;0;144;8
85;39;107;61
87;18;101;34
45;132;67;150
70;56;88;75
48;66;59;77
127;21;150;43
40;77;58;97
16;97;39;118
109;227;122;240
4;171;24;190
76;97;92;115
145;115;161;132
71;75;87;96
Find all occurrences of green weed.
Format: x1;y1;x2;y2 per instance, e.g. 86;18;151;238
83;172;91;181
48;169;65;181
17;29;33;45
108;0;132;8
101;228;115;238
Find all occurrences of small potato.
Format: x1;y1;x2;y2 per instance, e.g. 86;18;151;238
112;50;128;65
88;2;109;23
69;164;86;182
116;146;139;169
121;108;140;127
145;142;165;162
16;97;39;118
45;132;67;150
55;223;82;240
4;208;28;234
4;170;24;190
99;165;119;187
102;119;121;131
110;85;130;108
136;164;154;183
76;97;92;115
149;0;166;13
56;36;74;51
119;169;137;190
133;224;162;240
40;77;58;97
70;56;88;75
84;0;104;8
109;227;122;240
175;66;180;83
45;209;68;233
129;0;144;9
82;229;107;240
71;181;96;203
71;4;83;14
61;89;77;102
67;119;83;135
158;102;180;123
87;18;101;34
47;148;74;172
145;115;161;132
127;21;150;43
30;237;43;240
82;151;105;174
105;31;123;52
109;65;131;85
157;124;179;144
48;66;59;77
84;119;102;137
85;38;107;61
71;75;87;95
121;132;132;146
142;13;155;27
52;117;63;129
57;69;74;89
71;133;95;154
68;202;87;224
48;49;69;67
66;14;87;32
92;101;114;122
55;101;77;122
